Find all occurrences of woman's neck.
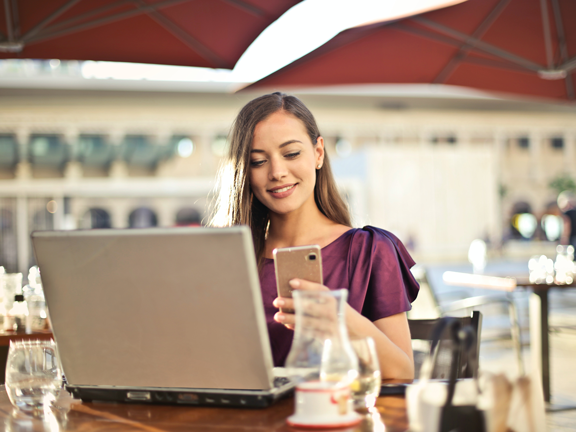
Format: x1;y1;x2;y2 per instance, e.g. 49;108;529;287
264;202;348;258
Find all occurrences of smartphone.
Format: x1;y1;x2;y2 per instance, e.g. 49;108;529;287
273;245;323;314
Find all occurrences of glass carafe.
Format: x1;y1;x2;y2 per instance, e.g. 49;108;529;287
285;289;358;385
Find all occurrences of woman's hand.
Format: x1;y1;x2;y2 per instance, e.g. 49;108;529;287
273;278;330;330
273;279;415;379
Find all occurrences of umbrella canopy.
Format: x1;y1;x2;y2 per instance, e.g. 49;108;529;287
0;0;301;69
246;0;576;102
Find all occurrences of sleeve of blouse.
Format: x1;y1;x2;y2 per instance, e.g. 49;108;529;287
348;226;420;322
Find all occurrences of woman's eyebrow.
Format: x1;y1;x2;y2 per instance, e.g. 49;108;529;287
279;139;302;148
250;139;303;153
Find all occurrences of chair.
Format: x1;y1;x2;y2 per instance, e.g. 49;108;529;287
410;266;524;375
409;311;482;379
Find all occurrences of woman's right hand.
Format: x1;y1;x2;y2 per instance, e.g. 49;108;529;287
273;279;338;333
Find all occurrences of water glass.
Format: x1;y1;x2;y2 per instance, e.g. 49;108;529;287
5;340;62;415
349;337;381;409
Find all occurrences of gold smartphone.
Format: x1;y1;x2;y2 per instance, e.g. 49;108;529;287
273;245;323;314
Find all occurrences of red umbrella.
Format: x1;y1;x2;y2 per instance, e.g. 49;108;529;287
246;0;576;102
0;0;301;69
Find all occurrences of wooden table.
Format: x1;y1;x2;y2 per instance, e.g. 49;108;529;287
514;277;576;406
443;270;576;406
0;329;54;346
0;388;410;432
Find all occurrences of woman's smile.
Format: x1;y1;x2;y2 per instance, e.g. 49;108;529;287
268;183;298;198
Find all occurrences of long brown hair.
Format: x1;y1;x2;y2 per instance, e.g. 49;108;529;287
210;92;351;266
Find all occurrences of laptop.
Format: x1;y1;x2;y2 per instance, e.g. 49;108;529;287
31;226;294;408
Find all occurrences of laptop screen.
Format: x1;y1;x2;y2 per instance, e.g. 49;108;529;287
32;226;275;391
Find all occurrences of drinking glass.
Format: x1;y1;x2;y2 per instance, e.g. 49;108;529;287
350;337;381;409
5;340;62;416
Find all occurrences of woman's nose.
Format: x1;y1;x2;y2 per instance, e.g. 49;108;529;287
268;158;288;181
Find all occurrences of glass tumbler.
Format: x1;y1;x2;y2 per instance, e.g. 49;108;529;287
5;340;62;415
349;337;381;409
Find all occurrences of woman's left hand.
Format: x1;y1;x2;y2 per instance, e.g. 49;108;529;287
272;278;329;329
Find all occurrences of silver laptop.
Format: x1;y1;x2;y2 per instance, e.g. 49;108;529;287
31;226;294;408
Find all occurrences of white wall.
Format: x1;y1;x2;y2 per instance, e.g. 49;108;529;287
365;146;498;261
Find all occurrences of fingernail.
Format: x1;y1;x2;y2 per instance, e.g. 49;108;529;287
275;313;285;322
276;299;284;306
289;279;300;288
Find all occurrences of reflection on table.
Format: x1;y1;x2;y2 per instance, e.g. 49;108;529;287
0;384;410;432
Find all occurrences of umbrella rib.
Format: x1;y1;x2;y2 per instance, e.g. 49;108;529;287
3;0;14;41
24;0;190;45
9;0;19;38
550;0;568;62
394;22;536;73
460;56;536;74
22;0;84;43
550;0;573;100
410;17;542;72
433;0;511;84
222;0;264;17
562;56;576;72
539;0;554;69
36;0;136;36
140;5;229;68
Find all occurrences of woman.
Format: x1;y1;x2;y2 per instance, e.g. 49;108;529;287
211;92;419;379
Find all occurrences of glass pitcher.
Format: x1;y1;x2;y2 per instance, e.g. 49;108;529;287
285;289;358;384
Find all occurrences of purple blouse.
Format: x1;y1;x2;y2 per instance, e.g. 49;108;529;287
260;225;420;366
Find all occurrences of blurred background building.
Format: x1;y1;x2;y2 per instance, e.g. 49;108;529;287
0;59;575;274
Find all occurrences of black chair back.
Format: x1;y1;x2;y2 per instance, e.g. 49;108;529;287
408;311;482;379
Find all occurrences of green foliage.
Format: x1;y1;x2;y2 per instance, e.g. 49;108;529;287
549;173;576;195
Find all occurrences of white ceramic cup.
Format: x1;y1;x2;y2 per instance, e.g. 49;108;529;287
287;381;361;428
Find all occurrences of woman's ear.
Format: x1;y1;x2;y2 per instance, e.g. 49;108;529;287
315;136;325;167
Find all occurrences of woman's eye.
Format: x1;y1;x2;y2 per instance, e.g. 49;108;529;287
285;152;300;159
250;160;265;167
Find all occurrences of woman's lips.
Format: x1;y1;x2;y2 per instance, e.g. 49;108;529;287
268;183;297;198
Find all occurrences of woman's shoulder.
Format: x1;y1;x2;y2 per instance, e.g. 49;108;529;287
348;226;404;248
348;226;415;267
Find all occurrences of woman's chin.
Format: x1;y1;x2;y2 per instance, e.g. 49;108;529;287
269;206;297;216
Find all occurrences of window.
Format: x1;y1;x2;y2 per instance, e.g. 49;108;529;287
29;134;67;166
551;137;564;149
176;207;202;226
541;215;562;241
509;201;536;240
128;207;158;228
211;136;228;157
81;208;112;229
431;134;457;145
0;205;17;272
123;135;161;168
0;135;18;168
170;136;194;158
78;135;114;167
335;137;352;157
517;137;529;149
